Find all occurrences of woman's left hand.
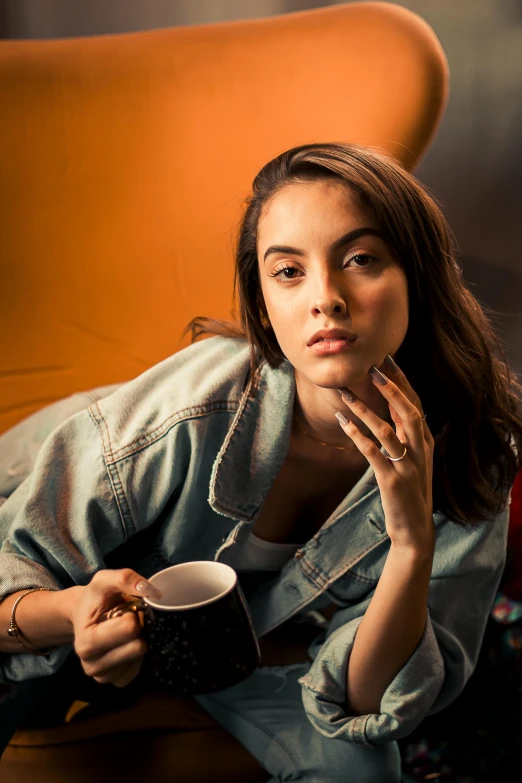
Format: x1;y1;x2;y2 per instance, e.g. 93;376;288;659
337;357;435;553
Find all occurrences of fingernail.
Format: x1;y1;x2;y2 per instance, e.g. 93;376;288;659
135;580;163;600
337;387;357;403
335;411;349;426
369;366;388;386
383;354;399;375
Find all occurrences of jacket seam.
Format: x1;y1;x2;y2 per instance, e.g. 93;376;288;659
319;487;380;532
300;678;370;732
301;683;372;744
358;714;372;745
339;570;379;585
208;373;260;520
96;401;240;463
299;537;387;588
299;678;339;701
88;407;132;541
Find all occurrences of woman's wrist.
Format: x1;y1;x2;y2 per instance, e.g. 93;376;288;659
389;529;436;561
0;585;82;653
20;586;80;648
59;584;84;634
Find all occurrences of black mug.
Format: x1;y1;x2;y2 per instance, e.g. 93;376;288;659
107;561;261;694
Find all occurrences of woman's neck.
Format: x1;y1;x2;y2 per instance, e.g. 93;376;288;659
292;370;392;453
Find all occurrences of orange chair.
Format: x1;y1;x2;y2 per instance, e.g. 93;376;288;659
0;0;447;435
0;2;448;779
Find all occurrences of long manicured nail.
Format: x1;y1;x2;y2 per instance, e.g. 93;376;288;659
135;580;163;600
337;387;357;403
369;366;388;386
383;354;399;375
335;411;349;426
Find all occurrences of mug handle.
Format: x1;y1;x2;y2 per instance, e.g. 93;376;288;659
101;594;148;622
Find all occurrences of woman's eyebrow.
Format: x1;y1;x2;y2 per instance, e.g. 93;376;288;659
263;227;384;263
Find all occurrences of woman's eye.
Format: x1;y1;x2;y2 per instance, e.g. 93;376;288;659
270;254;378;283
272;266;301;281
345;253;377;267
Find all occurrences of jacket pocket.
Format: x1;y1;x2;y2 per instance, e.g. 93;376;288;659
321;570;378;607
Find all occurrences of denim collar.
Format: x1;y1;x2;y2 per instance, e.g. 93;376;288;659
209;357;296;523
208;357;386;531
208;356;444;535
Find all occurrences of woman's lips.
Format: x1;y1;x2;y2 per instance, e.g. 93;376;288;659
308;337;358;355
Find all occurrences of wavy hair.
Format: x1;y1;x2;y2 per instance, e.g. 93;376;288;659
184;142;522;527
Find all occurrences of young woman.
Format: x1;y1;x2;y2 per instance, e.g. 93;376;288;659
1;142;521;782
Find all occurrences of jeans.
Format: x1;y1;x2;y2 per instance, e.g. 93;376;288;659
194;662;402;783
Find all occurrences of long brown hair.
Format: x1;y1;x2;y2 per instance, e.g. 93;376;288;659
184;142;522;527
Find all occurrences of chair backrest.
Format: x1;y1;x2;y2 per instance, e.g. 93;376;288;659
0;1;448;434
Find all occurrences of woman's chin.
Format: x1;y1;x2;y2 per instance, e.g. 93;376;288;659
300;368;370;391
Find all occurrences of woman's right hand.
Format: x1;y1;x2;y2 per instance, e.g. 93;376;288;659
68;568;162;688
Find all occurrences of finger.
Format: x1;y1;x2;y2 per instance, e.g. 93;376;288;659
83;634;148;679
77;611;142;661
91;568;163;605
77;569;162;627
100;597;146;623
92;661;130;686
335;411;395;476
379;356;432;439
92;643;147;685
93;659;138;687
339;388;410;457
367;367;425;449
379;355;422;411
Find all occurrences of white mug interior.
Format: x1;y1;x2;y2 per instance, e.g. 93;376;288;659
144;561;237;611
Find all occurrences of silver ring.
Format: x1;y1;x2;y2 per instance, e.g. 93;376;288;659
386;444;408;462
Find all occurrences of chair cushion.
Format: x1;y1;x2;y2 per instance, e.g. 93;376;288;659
2;730;270;783
8;687;220;747
2;656;269;782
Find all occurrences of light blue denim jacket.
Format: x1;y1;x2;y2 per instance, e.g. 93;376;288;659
0;336;511;747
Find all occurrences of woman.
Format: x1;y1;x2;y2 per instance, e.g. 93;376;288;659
1;142;521;782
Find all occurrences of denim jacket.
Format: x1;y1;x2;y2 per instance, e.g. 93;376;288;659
0;336;511;747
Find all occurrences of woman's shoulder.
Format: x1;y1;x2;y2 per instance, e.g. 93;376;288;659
91;336;252;450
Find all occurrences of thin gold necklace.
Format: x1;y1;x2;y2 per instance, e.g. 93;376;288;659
297;425;347;451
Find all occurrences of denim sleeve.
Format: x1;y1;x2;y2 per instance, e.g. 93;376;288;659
0;404;128;685
297;505;510;747
0;384;123;500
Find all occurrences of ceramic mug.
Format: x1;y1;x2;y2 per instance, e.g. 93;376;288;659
106;561;261;694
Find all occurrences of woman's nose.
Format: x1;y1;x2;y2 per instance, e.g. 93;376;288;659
311;273;347;316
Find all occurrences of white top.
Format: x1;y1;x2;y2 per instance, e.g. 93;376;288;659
231;531;303;572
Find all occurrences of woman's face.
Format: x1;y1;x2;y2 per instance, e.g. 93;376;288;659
257;180;409;391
